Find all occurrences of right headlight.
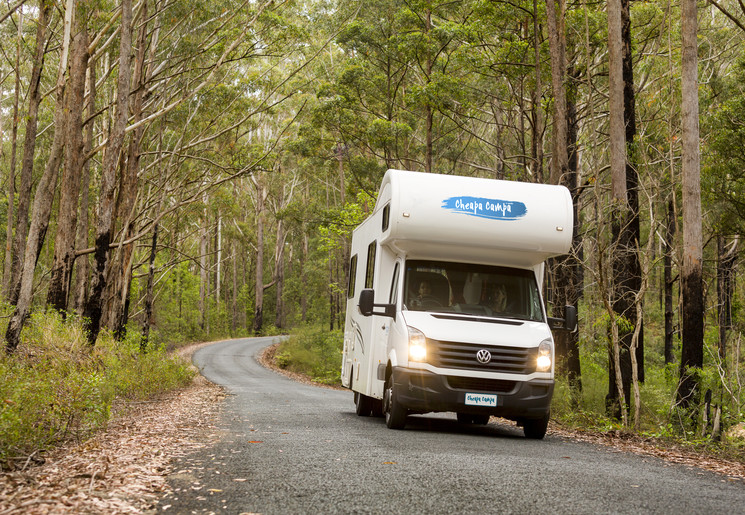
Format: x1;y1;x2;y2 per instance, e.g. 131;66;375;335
536;339;552;372
408;326;427;362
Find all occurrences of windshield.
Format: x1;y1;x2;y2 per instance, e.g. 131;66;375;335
403;260;544;322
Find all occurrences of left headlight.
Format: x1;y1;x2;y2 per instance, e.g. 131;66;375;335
408;326;427;362
536;339;552;372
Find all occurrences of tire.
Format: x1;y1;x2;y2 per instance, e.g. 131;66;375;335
383;379;407;429
471;414;490;425
523;412;550;439
354;391;373;417
456;413;490;425
456;413;473;424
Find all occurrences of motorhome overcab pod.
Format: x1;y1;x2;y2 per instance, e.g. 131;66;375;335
341;170;576;439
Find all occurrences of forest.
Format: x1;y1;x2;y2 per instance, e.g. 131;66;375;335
0;0;744;448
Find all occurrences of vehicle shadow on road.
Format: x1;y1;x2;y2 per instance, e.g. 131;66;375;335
343;411;527;440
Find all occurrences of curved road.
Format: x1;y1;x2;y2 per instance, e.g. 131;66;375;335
160;337;745;514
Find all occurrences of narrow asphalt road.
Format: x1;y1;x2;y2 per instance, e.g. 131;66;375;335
159;337;745;514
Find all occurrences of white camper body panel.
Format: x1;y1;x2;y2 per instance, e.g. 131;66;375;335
379;170;572;267
342;170;574;432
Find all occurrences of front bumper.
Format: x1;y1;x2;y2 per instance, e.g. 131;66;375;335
392;367;553;421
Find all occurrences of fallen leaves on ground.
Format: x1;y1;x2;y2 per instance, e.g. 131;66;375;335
0;343;224;514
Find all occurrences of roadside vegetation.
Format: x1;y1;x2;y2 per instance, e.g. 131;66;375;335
274;326;343;386
0;311;193;468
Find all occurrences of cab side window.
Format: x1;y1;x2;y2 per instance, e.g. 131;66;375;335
364;242;376;289
347;254;358;298
389;262;400;304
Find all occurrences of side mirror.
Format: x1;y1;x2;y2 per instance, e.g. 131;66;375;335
358;288;396;320
547;305;577;332
359;289;375;316
564;305;577;332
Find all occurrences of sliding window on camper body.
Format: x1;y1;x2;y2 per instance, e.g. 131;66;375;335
403;260;544;322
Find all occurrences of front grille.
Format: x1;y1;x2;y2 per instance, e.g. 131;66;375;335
446;376;517;393
427;338;537;374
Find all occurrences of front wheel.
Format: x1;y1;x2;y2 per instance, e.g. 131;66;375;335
522;412;550;439
383;380;407;429
354;391;373;417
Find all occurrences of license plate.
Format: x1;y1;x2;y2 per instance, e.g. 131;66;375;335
465;393;497;407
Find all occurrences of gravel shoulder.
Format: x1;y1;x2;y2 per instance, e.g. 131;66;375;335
1;339;742;514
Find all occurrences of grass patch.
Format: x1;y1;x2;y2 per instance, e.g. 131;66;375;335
274;326;342;385
0;311;194;468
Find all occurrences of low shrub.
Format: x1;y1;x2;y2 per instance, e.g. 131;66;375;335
274;326;342;385
0;311;194;468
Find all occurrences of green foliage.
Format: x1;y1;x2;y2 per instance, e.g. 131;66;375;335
0;312;194;467
274;326;343;385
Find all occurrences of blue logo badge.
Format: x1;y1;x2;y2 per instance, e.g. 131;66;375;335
441;196;527;220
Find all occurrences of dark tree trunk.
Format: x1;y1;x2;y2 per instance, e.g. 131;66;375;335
5;0;72;352
3;11;23;296
664;198;676;364
140;223;158;352
622;0;644;383
9;0;49;305
677;0;704;414
84;0;134;346
47;24;89;313
553;66;583;397
717;236;736;362
253;181;266;335
73;55;96;315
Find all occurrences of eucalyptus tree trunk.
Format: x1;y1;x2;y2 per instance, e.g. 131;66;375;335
3;10;23;296
606;0;630;420
545;0;567;186
622;0;644;383
47;22;89;314
73;56;96;314
140;222;158;352
9;0;49;305
531;0;544;183
107;0;149;338
199;207;208;332
716;236;736;363
253;178;267;335
84;0;134;346
664;198;676;364
5;0;74;352
677;0;704;413
274;219;285;330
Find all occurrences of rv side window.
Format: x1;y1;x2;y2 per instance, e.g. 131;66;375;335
364;242;376;289
347;255;358;298
389;262;400;304
382;204;390;231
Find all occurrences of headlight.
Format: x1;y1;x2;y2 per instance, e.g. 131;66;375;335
408;326;427;362
536;339;552;372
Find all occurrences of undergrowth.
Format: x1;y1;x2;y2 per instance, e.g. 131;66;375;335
0;311;194;468
274;326;342;385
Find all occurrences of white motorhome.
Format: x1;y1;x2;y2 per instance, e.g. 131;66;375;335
341;169;576;439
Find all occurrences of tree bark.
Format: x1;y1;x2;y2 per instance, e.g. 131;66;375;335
664;198;676;364
83;0;134;346
253;178;266;334
3;10;23;297
545;0;567;186
9;0;49;305
73;55;96;315
140;222;158;351
677;0;704;413
5;0;74;352
107;0;149;338
716;236;736;362
47;22;89;314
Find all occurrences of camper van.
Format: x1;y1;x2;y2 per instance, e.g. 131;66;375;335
341;169;576;439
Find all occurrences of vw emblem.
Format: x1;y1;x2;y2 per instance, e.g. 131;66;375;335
476;349;492;364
